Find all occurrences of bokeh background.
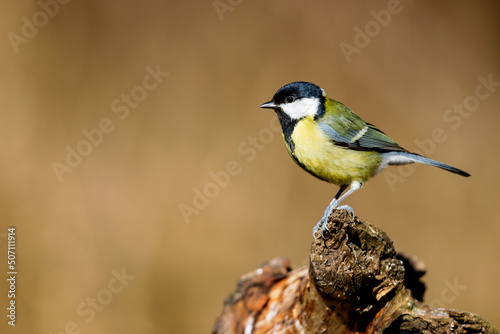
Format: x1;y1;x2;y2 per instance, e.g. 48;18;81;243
1;1;499;333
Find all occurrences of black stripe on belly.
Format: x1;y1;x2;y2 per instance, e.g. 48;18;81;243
276;111;297;152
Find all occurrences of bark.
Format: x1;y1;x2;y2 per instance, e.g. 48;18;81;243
212;210;499;334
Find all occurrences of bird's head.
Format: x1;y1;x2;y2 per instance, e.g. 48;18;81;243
260;81;326;120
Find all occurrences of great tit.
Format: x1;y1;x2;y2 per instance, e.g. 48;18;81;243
260;81;470;238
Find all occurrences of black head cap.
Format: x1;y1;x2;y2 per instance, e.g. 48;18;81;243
260;81;325;110
273;81;324;105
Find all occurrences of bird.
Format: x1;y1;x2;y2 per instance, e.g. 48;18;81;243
260;81;470;238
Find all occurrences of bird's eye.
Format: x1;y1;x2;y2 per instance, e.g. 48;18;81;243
286;96;295;103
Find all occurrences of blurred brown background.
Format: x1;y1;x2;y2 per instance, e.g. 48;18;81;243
1;1;499;333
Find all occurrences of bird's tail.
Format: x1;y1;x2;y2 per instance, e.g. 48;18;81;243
394;151;470;177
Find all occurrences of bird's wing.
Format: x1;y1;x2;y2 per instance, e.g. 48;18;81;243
318;100;406;152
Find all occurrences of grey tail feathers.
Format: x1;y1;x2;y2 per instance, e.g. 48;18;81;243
399;151;470;177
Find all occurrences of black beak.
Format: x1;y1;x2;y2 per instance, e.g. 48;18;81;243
260;101;277;109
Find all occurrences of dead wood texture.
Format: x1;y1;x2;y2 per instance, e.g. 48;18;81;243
212;210;499;334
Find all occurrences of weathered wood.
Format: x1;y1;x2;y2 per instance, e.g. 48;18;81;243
212;210;499;334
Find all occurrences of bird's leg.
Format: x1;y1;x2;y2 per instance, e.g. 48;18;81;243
313;185;347;238
313;181;363;238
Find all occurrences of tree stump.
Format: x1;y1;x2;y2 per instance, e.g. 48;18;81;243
212;210;499;334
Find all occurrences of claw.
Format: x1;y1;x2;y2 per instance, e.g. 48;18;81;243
337;205;355;217
320;219;330;238
313;205;335;239
313;182;362;239
314;205;355;239
312;219;323;239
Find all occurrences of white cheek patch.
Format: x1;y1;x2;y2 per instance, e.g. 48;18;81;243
280;97;320;120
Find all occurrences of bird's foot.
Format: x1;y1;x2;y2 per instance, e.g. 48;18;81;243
337;205;355;217
313;205;355;239
312;218;327;239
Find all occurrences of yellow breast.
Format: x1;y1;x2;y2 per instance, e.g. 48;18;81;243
286;116;382;185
